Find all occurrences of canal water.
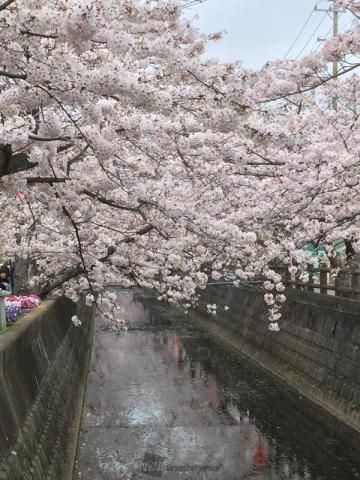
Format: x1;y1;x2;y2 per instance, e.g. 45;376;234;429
75;290;360;480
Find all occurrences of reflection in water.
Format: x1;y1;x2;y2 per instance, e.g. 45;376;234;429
161;330;271;479
207;375;223;410
76;291;360;480
156;321;359;480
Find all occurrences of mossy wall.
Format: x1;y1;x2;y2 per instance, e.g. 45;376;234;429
0;296;94;480
197;286;360;433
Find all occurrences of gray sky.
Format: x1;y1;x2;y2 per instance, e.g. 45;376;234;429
185;0;353;69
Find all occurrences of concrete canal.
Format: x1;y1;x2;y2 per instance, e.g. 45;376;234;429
74;290;360;480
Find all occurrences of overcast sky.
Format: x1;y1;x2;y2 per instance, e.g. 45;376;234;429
185;0;353;69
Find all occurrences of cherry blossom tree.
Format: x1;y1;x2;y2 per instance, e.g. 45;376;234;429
1;0;360;330
229;0;360;326
0;0;265;322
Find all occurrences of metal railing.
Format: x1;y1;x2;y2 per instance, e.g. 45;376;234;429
274;264;360;299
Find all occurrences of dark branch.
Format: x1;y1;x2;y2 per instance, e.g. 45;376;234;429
0;0;16;12
67;146;88;176
62;205;96;297
20;30;57;39
124;224;154;240
27;176;67;184
82;190;140;212
38;264;84;297
29;133;72;142
186;69;249;111
0;69;26;80
0;144;38;177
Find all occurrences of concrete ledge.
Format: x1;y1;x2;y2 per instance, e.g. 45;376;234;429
0;296;95;480
196;285;360;433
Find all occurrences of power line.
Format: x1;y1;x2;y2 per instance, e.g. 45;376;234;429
283;1;332;60
295;12;328;59
181;0;206;9
283;9;316;59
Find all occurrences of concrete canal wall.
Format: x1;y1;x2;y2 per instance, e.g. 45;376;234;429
197;285;360;433
0;296;95;480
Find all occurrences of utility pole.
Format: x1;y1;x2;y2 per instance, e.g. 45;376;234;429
332;0;339;109
332;1;339;78
315;0;340;109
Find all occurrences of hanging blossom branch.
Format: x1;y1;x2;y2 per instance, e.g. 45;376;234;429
3;0;360;331
37;224;155;296
62;205;97;300
263;62;360;103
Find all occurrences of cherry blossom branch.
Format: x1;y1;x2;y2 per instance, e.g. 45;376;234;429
0;0;16;12
62;205;96;298
38;264;84;297
186;69;248;110
82;190;140;213
67;146;88;176
0;69;26;79
29;133;72;142
0;145;38;177
38;224;155;296
26;177;66;184
99;225;154;262
264;63;360;103
36;85;124;189
20;30;57;39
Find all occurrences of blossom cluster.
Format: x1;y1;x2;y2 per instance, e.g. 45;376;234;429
0;0;360;331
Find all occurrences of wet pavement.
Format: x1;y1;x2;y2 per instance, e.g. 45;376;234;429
75;289;360;480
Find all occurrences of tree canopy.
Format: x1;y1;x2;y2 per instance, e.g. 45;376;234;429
1;0;360;329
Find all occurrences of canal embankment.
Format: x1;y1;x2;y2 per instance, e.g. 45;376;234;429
75;289;360;480
2;285;360;479
196;285;360;434
0;296;94;480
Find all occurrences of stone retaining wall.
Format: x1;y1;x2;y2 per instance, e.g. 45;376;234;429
0;296;95;480
197;285;360;433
